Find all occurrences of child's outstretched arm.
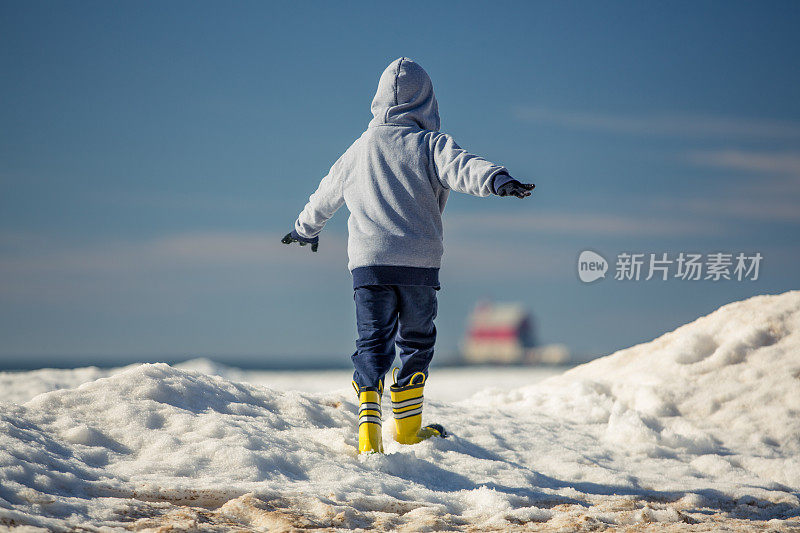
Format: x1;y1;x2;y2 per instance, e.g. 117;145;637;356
430;133;535;198
282;157;346;253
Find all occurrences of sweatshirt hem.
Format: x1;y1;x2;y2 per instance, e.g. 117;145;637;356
352;266;440;289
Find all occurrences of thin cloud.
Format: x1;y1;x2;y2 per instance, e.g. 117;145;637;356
514;107;800;140
445;211;722;237
687;150;800;176
0;231;347;286
681;150;800;222
0;231;355;315
680;198;800;223
91;190;279;213
442;240;568;281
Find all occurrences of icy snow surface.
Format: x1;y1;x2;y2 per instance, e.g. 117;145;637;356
1;291;799;531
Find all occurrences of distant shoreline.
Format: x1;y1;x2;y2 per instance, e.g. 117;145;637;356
0;355;579;373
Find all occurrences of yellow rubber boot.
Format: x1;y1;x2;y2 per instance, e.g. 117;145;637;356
353;381;383;454
390;371;447;445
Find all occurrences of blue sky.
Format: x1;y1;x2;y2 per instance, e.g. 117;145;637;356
1;1;799;367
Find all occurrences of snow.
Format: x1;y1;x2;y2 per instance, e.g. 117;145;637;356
0;360;562;405
1;291;799;531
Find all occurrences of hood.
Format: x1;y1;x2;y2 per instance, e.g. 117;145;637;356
369;57;440;131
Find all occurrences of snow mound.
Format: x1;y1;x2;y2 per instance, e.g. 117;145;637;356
1;292;799;531
470;290;800;467
173;357;241;377
0;365;130;405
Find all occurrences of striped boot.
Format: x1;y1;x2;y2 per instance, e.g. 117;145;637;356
390;370;447;445
352;381;384;454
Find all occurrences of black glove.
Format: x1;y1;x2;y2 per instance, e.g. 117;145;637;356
497;180;535;199
281;229;319;252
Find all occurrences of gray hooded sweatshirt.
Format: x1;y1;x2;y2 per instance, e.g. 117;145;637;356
294;57;511;288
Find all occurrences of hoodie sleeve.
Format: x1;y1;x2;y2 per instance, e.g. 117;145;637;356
294;156;347;239
429;132;508;197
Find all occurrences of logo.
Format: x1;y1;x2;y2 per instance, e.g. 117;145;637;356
578;250;608;283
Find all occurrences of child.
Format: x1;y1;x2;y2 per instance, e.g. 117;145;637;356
282;57;534;454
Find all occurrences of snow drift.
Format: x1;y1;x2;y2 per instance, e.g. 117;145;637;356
1;291;799;531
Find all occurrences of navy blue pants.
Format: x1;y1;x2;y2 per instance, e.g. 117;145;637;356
352;285;437;389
